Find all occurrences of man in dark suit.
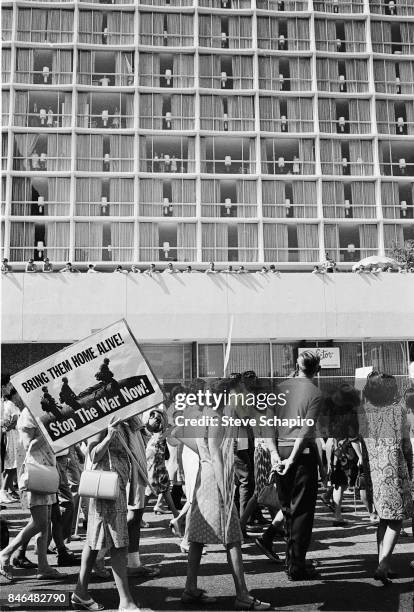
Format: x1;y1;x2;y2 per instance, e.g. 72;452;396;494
266;351;323;580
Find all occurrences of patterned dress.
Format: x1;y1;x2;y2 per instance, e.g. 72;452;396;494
359;401;413;520
188;407;242;545
3;400;19;470
254;440;272;498
145;432;170;495
17;408;57;510
86;429;130;550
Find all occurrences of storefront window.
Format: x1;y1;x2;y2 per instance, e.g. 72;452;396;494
141;343;192;383
198;344;224;378
363;342;408;376
271;344;296;379
226;343;271;378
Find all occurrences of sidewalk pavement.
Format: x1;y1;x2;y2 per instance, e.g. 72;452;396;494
0;489;413;612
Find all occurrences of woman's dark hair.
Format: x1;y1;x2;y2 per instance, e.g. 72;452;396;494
331;383;361;412
363;372;399;406
170;384;186;401
404;386;414;412
297;351;321;377
4;387;17;401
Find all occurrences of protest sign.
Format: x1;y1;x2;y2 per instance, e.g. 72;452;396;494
11;319;164;453
355;366;373;391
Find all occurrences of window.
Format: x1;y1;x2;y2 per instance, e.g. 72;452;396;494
202;222;258;262
141;344;193;383
17;8;73;44
139;136;196;173
201;136;256;174
261;138;315;175
200;95;255;132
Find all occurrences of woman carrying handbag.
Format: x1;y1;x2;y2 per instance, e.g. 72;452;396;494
0;403;63;581
72;417;147;612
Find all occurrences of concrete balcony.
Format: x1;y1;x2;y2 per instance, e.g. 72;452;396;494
2;273;413;343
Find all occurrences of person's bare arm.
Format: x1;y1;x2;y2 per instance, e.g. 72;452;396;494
88;418;120;463
262;406;281;468
208;433;225;500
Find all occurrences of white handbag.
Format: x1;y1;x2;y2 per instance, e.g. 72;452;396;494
19;443;59;495
78;449;119;501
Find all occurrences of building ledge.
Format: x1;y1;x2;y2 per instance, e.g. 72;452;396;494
2;272;413;343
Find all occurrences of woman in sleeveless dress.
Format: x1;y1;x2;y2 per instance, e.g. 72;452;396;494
182;379;270;611
72;418;141;611
0;404;63;581
359;373;413;585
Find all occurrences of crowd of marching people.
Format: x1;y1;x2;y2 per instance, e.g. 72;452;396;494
1;352;413;611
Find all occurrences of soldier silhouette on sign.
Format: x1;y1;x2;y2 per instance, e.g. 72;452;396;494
40;386;62;420
59;377;80;410
95;358;114;385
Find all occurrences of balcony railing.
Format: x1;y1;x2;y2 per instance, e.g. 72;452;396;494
78;31;134;46
17;30;73;44
369;0;414;15
200;117;256;131
77;157;134;172
315;40;366;53
13;112;71;129
257;37;311;51
322;204;377;219
319;120;372;134
77;113;134;129
257;0;309;10
377;120;414;136
201;159;255;173
138;247;198;262
140;72;195;88
199;74;255;90
260;119;314;133
317;77;369;92
380;161;414;176
313;1;364;13
202;247;258;262
382;204;414;219
80;0;133;3
140;115;195;130
263;247;320;262
75;202;134;216
262;160;316;175
13;156;71;172
139;202;197;216
15;70;72;85
78;72;134;86
263;204;318;217
321;161;375;175
199;35;252;49
372;41;414;55
141;157;196;173
140;33;194;47
140;0;193;5
199;0;252;7
75;246;134;262
9;247;70;263
201;203;258;217
11;202;71;216
258;76;313;91
375;79;414;95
